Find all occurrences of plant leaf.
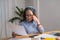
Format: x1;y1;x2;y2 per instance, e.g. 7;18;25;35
20;8;24;14
9;17;21;23
16;6;24;15
9;6;24;23
15;11;21;16
16;6;21;14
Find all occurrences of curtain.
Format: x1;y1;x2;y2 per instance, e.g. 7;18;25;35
0;0;40;40
0;0;25;39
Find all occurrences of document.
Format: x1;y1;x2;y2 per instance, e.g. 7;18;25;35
12;24;27;36
34;34;57;38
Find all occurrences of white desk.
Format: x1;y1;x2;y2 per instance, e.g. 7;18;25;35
9;30;60;40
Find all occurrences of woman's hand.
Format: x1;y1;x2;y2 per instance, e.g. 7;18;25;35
12;32;17;38
12;32;21;38
33;15;40;24
12;32;16;37
33;15;43;28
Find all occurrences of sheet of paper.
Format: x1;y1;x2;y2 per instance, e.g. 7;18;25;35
34;34;57;38
12;24;27;36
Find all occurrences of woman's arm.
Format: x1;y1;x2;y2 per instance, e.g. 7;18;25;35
33;15;40;25
38;25;44;34
33;15;44;34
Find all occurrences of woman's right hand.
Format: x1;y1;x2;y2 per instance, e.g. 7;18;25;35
12;32;22;38
33;15;40;24
12;32;17;38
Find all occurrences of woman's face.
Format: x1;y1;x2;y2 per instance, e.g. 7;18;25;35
25;10;33;22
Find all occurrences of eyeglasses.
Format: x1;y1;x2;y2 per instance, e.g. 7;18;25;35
26;14;33;17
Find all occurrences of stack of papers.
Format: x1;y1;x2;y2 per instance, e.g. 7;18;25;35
34;34;57;38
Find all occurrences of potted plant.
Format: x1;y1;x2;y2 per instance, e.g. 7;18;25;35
9;6;24;23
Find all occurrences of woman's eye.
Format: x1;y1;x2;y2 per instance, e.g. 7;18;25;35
26;15;33;16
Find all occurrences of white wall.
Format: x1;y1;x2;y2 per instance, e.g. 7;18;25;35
0;0;25;38
39;0;60;31
25;0;60;32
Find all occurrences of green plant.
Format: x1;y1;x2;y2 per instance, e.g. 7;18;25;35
9;6;24;23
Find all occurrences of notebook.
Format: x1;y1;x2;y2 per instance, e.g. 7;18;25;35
12;24;27;36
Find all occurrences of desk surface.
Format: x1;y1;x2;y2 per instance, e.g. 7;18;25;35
15;30;60;38
45;30;60;34
15;33;40;38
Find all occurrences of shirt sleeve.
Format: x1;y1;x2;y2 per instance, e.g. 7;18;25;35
19;22;23;26
38;26;44;34
33;21;44;34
